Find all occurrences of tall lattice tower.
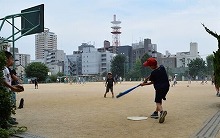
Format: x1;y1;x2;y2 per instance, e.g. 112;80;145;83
111;15;121;46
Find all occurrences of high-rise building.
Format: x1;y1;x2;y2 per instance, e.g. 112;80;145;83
35;28;57;60
82;47;101;75
104;40;110;49
176;42;200;67
9;47;30;67
44;49;65;75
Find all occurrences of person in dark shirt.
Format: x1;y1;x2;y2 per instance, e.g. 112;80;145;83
34;79;38;89
140;57;170;123
8;68;20;107
104;72;115;98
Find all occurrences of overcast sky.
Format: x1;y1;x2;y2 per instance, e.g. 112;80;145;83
1;0;220;60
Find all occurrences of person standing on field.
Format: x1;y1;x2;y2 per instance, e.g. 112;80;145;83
104;72;116;98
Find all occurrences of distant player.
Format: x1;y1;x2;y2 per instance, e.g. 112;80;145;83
172;75;177;87
34;79;38;89
104;72;116;98
140;57;170;123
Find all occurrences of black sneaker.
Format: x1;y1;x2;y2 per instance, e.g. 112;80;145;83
159;111;167;123
8;118;18;125
150;111;159;119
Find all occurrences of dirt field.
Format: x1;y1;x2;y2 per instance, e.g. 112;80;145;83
14;81;220;138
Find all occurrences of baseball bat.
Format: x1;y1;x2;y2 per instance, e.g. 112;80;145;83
116;84;141;98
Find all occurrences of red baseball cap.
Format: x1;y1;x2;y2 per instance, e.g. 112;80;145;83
143;57;157;67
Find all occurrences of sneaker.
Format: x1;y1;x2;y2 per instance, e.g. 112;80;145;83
150;111;159;119
216;92;219;96
159;111;167;123
8;118;18;125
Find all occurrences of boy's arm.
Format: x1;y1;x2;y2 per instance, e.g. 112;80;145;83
3;81;23;92
105;79;107;87
141;75;153;86
140;81;153;86
11;74;21;83
143;75;150;83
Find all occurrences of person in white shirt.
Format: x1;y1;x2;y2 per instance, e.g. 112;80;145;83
2;51;23;92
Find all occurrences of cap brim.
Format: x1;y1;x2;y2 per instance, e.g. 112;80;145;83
143;61;149;67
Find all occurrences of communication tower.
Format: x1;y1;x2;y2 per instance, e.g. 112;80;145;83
111;15;121;46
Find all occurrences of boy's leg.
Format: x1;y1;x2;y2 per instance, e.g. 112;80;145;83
104;91;107;98
11;91;16;108
150;110;159;119
215;85;220;96
159;110;167;123
110;87;114;98
151;92;161;119
155;90;168;123
156;103;163;112
111;92;114;98
156;102;167;123
104;86;109;98
151;103;162;119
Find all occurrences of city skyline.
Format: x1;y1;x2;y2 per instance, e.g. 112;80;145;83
1;0;220;60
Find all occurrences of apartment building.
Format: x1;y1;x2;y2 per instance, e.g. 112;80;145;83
35;28;57;60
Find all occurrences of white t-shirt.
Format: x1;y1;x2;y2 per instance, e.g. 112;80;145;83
3;66;12;86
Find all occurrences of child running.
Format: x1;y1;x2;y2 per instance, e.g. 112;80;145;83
140;57;170;123
104;72;115;98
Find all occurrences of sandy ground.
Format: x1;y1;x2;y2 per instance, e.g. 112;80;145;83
14;81;220;138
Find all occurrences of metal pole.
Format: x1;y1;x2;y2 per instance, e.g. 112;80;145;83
12;16;15;69
124;62;125;79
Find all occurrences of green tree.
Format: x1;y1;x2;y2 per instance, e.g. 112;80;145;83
206;54;214;76
188;58;206;79
127;59;142;81
202;23;220;86
141;53;152;77
213;49;220;86
133;59;142;78
101;71;107;77
57;72;64;77
25;62;49;82
110;55;126;78
0;51;13;129
0;51;23;136
48;74;57;82
126;53;152;80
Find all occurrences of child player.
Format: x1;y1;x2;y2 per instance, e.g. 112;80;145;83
104;72;115;98
140;57;170;123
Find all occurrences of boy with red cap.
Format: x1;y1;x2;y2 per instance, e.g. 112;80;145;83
140;57;170;123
